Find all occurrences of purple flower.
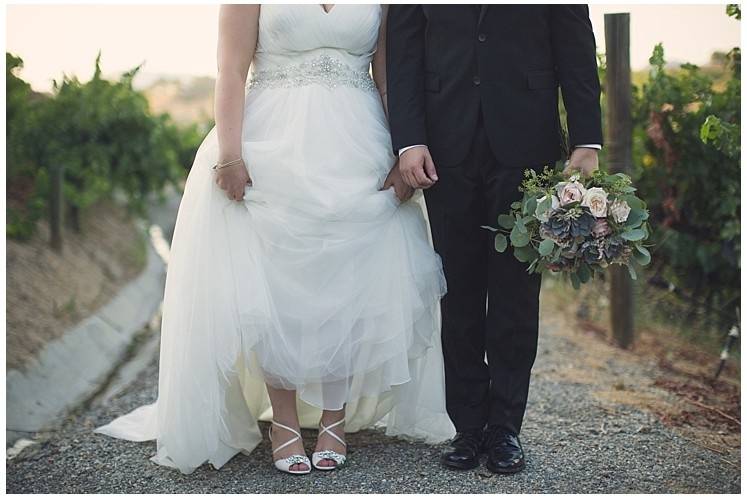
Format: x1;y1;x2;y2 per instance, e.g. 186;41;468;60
592;219;612;238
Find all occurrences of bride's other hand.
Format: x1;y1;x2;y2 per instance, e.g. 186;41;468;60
381;162;415;202
215;158;252;201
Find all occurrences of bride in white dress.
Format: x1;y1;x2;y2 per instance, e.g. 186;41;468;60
95;3;454;475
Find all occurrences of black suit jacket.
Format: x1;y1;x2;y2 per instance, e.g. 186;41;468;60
386;5;603;168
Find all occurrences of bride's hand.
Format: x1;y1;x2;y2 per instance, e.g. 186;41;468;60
215;158;252;201
381;162;415;202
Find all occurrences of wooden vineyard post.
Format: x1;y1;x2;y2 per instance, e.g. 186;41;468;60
49;164;64;252
604;13;635;348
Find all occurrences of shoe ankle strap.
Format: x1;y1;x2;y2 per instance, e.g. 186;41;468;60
271;420;302;455
319;419;346;447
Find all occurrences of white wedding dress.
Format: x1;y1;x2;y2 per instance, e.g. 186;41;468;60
94;4;454;475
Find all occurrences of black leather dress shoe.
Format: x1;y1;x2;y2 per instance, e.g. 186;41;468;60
484;426;526;474
440;428;484;470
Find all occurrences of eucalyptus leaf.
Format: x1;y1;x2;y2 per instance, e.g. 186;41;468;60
624;208;648;228
514;245;538;263
578;263;591;283
623;195;645;210
626;262;638;280
523;197;537;216
621;228;646;241
527;259;538;274
510;226;530;247
498;214;515;229
538;238;555;256
494;233;508;253
535;196;551;217
535;260;547;274
570;272;581;290
633;245;651;265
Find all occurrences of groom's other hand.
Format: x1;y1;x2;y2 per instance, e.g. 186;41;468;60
563;147;599;177
399;145;438;189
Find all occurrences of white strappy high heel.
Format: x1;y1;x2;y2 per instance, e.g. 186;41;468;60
268;421;311;475
312;418;347;470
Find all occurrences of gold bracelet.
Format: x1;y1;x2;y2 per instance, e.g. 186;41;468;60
212;157;243;170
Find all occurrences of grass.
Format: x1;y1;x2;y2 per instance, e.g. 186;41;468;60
126;228;148;272
52;296;79;321
542;270;737;360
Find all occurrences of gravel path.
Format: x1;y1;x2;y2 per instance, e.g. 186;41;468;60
6;311;740;493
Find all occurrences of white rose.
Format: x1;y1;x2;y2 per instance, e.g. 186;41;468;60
609;198;632;223
556;181;587;206
581;187;609;217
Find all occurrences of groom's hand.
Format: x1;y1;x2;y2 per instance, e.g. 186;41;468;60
399;146;438;189
563;147;599;177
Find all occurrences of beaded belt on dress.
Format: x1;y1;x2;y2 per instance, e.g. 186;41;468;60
248;54;377;92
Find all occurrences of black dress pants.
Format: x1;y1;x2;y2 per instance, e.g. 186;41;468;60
423;113;542;434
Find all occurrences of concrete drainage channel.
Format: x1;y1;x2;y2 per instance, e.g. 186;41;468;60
6;192;178;459
7;297;164;459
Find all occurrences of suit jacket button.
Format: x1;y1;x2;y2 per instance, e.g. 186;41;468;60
478;33;487;42
473;76;481;86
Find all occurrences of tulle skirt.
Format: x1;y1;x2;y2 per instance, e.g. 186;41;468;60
94;83;454;474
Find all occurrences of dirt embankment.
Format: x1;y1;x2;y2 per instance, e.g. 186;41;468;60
541;278;740;470
6;201;146;371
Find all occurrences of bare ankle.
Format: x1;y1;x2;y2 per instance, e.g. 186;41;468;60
321;408;345;424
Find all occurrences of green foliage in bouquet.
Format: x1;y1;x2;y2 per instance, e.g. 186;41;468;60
486;167;651;289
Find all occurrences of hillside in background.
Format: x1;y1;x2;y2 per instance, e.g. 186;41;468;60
136;49;733;128
631;50;734;90
141;75;215;127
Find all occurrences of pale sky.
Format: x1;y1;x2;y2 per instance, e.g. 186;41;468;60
5;3;742;92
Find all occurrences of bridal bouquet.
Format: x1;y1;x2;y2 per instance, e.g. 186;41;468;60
486;167;651;288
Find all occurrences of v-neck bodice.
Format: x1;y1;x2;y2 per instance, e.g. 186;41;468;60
253;4;381;75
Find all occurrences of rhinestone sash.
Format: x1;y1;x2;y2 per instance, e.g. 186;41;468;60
248;54;377;92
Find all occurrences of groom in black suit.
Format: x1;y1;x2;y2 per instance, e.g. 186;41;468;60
386;5;602;473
